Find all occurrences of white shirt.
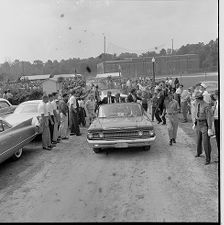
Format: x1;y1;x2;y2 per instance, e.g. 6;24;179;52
202;90;211;104
51;100;57;111
69;95;77;109
47;101;54;115
78;100;85;108
213;100;218;119
38;101;48;116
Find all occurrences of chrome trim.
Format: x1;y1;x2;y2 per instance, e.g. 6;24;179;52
0;132;38;157
87;136;156;145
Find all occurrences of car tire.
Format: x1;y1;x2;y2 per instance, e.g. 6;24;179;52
12;148;23;160
144;146;151;151
93;148;102;153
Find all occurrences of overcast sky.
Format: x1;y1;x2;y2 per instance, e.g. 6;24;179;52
0;0;218;63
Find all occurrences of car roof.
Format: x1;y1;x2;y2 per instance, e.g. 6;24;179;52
19;100;42;105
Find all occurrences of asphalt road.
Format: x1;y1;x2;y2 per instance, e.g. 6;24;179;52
0;123;219;222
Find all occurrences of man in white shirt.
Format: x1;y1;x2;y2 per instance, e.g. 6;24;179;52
38;95;51;150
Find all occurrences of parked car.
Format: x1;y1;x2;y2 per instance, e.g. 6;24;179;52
99;89;128;101
0;98;17;118
0;116;39;163
5;100;41;126
87;102;156;153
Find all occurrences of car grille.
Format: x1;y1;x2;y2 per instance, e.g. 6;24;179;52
99;130;154;140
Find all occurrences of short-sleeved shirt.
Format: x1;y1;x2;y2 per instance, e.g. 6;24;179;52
69;95;77;109
47;101;54;116
164;99;179;114
38;101;48;116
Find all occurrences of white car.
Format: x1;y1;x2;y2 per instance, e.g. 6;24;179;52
0;98;17;118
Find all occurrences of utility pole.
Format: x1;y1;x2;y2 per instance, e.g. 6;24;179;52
104;35;106;54
171;38;173;54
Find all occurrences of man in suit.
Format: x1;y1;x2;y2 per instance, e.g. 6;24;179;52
100;91;115;104
127;88;141;102
114;93;125;103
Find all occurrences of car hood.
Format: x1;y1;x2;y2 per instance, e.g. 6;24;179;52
89;116;152;130
4;113;38;126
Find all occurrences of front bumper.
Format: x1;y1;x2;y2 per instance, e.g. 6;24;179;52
87;136;156;149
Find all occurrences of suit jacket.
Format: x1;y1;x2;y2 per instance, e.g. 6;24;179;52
127;94;141;103
114;97;125;103
100;96;115;104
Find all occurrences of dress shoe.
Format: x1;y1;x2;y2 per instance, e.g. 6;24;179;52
70;133;75;136
195;154;201;157
169;139;172;145
172;138;176;143
52;141;57;144
76;133;81;136
43;147;51;150
49;145;55;148
157;121;162;124
205;161;210;165
162;123;166;125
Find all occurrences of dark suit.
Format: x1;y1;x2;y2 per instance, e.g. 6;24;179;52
127;94;141;103
115;97;125;103
100;96;115;104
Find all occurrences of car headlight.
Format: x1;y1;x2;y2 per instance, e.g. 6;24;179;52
149;130;155;136
99;133;104;138
138;130;143;136
88;133;93;139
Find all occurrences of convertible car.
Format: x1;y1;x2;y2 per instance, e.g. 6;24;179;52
87;102;156;153
0;100;42;164
99;89;127;101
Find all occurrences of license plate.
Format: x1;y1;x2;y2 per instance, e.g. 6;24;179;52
115;143;128;148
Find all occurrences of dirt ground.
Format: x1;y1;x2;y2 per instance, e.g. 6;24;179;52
0;117;219;222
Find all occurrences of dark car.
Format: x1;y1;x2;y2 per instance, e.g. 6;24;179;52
0;116;39;163
0;98;17;118
87;102;156;153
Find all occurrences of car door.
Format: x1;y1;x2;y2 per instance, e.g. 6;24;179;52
0;120;16;163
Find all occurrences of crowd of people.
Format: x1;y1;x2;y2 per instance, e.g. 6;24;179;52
36;75;219;165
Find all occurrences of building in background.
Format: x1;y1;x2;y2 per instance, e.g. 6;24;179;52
97;54;200;78
42;78;63;95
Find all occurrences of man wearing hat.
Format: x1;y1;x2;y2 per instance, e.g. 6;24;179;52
194;91;213;165
163;91;179;145
200;82;211;104
212;90;219;154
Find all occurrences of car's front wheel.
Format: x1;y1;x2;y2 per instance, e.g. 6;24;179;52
143;146;151;151
93;148;102;153
12;148;23;160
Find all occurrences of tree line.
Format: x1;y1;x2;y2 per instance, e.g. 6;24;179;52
0;38;218;81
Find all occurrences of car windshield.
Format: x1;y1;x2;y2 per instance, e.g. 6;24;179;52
101;89;120;96
98;103;142;118
14;103;39;114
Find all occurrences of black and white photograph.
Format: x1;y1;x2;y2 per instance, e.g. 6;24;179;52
0;0;219;222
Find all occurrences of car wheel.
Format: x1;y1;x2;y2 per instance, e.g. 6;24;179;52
12;148;23;160
93;148;102;153
144;146;151;151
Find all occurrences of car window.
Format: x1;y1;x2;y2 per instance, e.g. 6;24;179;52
0;121;3;132
14;103;38;114
0;101;10;109
99;104;142;118
2;122;11;130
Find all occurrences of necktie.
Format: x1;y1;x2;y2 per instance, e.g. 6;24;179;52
108;97;111;104
197;103;200;118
